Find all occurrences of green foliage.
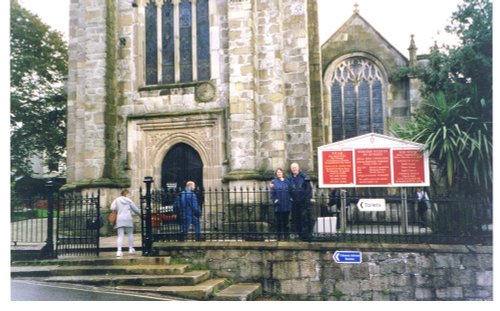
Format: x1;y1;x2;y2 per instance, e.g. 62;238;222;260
391;0;492;196
420;0;492;103
393;92;491;193
333;289;345;300
10;0;68;177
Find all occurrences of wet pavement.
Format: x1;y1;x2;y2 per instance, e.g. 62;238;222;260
11;279;177;301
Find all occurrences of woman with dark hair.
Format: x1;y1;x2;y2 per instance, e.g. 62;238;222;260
271;168;292;240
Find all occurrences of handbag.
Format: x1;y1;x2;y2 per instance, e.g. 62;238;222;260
107;211;117;225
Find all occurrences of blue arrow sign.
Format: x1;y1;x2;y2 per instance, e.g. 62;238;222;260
333;251;362;263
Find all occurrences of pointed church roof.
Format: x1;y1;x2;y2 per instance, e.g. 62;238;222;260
321;8;409;74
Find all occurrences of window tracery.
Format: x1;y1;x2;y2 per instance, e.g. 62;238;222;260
330;57;384;141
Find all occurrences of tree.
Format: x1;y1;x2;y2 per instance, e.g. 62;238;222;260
392;0;492;196
10;0;68;178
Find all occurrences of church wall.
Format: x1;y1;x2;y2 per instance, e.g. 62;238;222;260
66;0;109;183
225;0;316;180
321;13;413;141
66;0;318;196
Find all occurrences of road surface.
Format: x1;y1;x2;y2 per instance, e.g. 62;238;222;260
11;280;178;301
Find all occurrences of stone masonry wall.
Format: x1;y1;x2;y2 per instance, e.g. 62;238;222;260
67;0;108;182
156;242;493;301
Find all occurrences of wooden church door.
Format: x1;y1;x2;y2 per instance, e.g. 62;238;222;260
161;143;203;191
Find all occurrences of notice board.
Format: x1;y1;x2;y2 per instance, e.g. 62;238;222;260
318;133;429;188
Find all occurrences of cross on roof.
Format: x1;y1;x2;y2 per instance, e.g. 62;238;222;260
354;2;360;14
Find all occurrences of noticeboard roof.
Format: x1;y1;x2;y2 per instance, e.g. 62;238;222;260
318;133;424;151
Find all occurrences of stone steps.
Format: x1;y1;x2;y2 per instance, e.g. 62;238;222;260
11;264;189;277
13;255;172;267
11;254;262;301
116;278;229;300
39;270;211;286
215;283;263;301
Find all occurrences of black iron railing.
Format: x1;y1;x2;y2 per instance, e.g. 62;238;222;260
139;180;492;253
11;194;52;245
56;191;101;257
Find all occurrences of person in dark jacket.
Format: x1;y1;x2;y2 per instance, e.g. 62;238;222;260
286;162;313;241
416;187;430;228
270;168;292;240
328;188;351;229
176;181;202;241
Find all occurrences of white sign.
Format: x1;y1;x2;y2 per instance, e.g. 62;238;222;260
357;199;386;212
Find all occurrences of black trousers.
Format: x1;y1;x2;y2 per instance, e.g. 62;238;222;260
291;202;312;240
417;202;428;227
275;211;290;240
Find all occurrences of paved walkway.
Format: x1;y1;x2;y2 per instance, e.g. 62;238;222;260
99;234;142;250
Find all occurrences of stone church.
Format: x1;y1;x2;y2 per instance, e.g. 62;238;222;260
65;0;424;203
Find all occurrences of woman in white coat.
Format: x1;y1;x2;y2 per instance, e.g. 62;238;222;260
110;189;141;257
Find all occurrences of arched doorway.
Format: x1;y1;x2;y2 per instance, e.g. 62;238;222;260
161;143;203;190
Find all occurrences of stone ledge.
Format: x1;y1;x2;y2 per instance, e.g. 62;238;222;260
127;108;224;120
59;178;130;192
222;170;273;182
154;241;492;255
138;80;213;92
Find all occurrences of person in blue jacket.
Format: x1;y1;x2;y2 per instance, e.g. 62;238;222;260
286;162;313;241
176;181;202;241
270;168;292;240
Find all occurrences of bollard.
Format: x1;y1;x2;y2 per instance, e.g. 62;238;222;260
42;180;56;258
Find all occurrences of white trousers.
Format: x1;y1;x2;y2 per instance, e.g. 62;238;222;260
116;227;134;250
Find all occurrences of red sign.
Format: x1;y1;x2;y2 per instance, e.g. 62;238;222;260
318;133;429;188
319;147;428;187
321;150;354;185
354;148;391;185
393;149;425;184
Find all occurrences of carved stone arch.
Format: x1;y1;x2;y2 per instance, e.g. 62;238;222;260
152;133;209;190
153;133;209;171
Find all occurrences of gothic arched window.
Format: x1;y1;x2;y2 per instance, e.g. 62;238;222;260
145;0;211;85
330;57;384;141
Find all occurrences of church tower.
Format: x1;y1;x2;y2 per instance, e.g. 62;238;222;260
65;0;322;202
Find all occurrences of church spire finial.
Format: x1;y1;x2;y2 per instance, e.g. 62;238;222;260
408;34;418;68
354;1;360;14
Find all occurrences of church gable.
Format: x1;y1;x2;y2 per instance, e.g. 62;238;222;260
318;9;414;144
321;12;408;75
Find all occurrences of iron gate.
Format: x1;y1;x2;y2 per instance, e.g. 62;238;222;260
56;191;101;256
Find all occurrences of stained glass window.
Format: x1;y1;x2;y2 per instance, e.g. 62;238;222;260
179;0;193;82
331;82;343;141
358;81;371;133
330;57;384;141
145;2;158;85
344;82;357;139
372;80;384;133
162;1;174;83
197;0;210;81
144;0;211;85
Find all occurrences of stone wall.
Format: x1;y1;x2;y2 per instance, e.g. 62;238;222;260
156;242;493;301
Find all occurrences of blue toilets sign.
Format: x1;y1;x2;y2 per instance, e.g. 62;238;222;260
333;251;362;264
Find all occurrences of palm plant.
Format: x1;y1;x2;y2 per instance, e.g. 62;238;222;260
392;92;492;196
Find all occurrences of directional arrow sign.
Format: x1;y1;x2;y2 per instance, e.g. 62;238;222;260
333;251;362;264
357;198;386;212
